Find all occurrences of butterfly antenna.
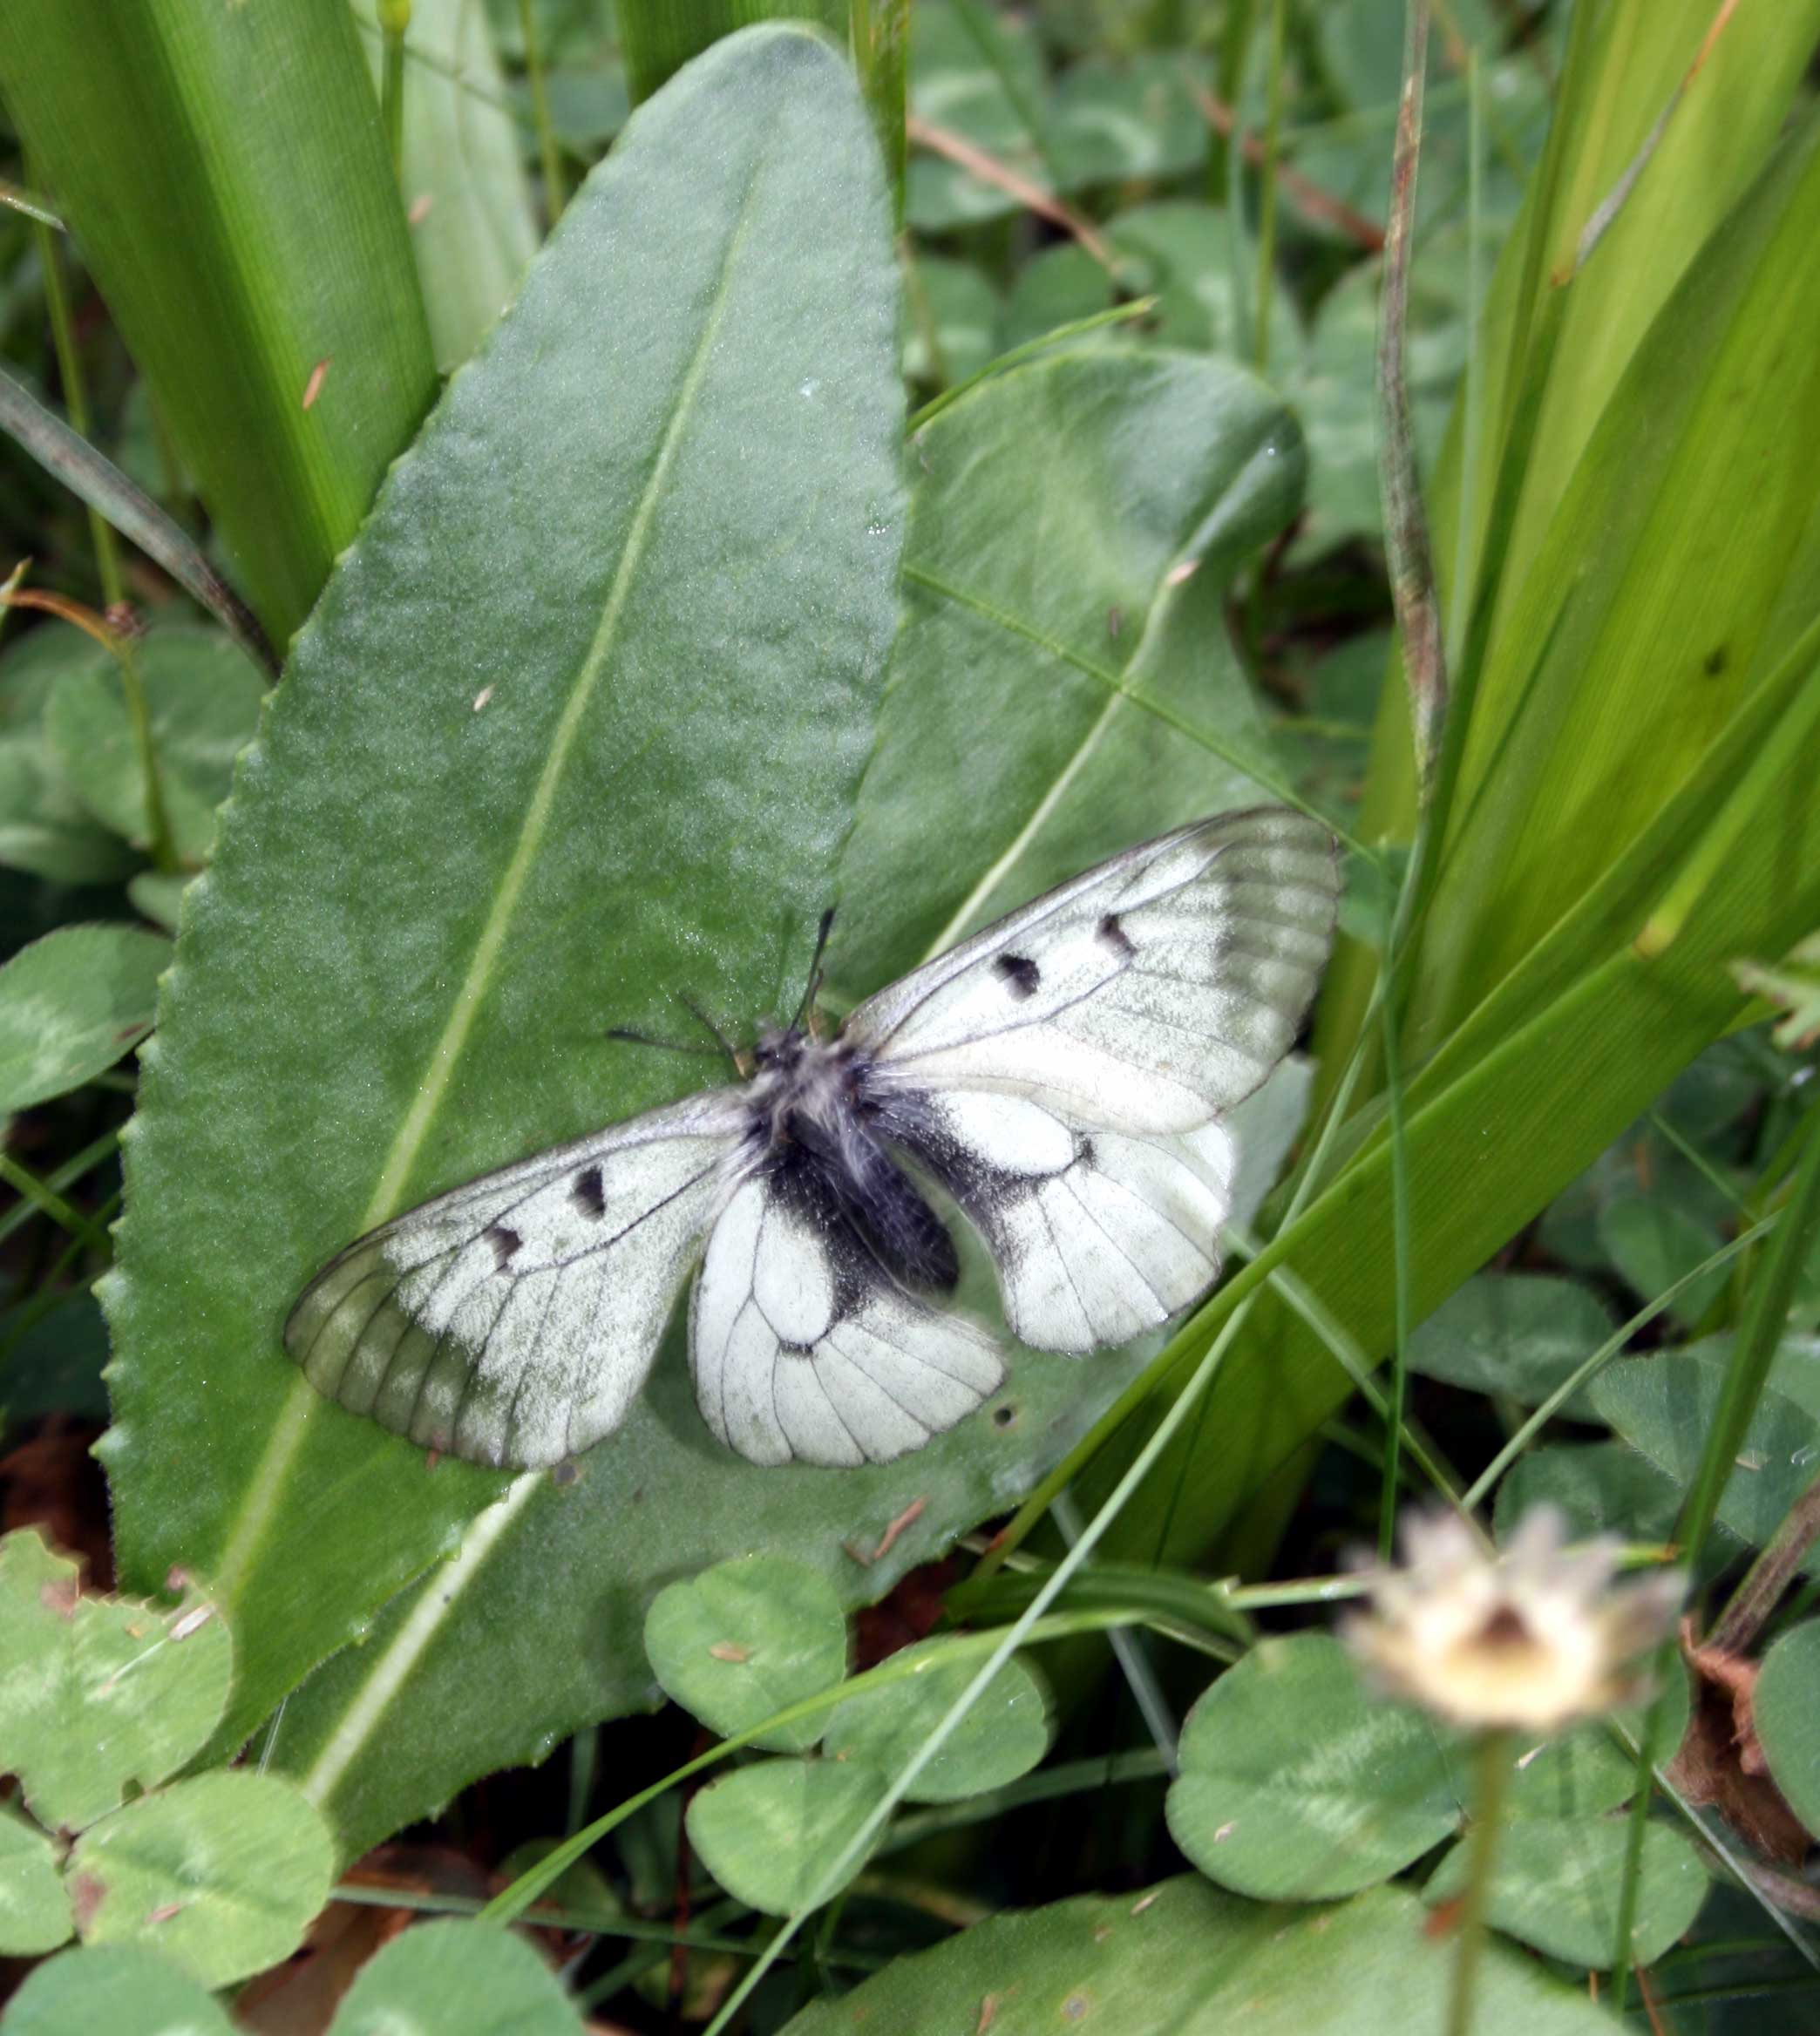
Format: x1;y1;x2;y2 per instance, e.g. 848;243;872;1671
676;995;747;1075
793;906;837;1034
603;1026;724;1060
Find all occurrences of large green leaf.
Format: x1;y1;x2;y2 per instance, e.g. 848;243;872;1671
99;24;907;1794
0;0;439;642
218;256;1311;1870
832;345;1301;1001
778;1877;1621;2035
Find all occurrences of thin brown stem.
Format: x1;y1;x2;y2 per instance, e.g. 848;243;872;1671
906;114;1120;272
1707;1466;1820;1659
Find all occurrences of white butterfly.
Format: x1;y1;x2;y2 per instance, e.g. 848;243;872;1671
287;808;1340;1470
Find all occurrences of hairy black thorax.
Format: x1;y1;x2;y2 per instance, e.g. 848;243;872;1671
744;1026;960;1293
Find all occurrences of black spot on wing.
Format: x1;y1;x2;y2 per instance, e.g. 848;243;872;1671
486;1224;521;1272
571;1165;607;1218
1097;911;1136;959
993;952;1041;1000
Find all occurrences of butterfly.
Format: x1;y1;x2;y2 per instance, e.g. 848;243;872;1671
286;807;1341;1471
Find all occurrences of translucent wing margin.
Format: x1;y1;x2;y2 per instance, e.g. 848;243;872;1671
285;1093;749;1469
689;1177;1003;1467
847;808;1341;1136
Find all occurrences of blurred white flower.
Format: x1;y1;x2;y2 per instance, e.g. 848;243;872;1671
1342;1504;1683;1734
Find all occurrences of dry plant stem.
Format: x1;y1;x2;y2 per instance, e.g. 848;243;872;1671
1377;0;1448;804
30;203;180;872
0;366;277;677
1253;0;1287;368
1570;0;1742;277
1708;1466;1820;1659
906;114;1119;270
1448;1729;1513;2036
1185;78;1384;250
517;0;565;224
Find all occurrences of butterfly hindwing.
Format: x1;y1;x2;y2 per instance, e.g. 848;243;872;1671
878;1089;1235;1354
689;1175;1003;1468
285;1093;749;1468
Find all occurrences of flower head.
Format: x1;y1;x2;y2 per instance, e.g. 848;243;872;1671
1341;1504;1683;1734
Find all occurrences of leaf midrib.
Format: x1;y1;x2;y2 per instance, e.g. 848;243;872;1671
214;164;768;1605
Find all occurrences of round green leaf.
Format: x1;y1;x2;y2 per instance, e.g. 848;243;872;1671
822;1639;1049;1802
686;1759;883;1917
0;627;137;886
0;1805;72;1956
66;1770;335;1987
1;1943;237;2036
0;924;169;1113
0;1529;233;1833
1503;1668;1691;1823
1754;1619;1820;1837
645;1554;849;1752
0;733;136;884
1591;1355;1820;1565
1425;1816;1708;1968
1493;1442;1685;1550
1598;1198;1728;1327
326;1917;584;2034
778;1877;1622;2036
44;628;267;865
1408;1272;1615;1415
1166;1634;1463;1900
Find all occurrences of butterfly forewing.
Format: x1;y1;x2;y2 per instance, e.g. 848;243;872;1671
847;809;1340;1134
284;1093;749;1467
850;808;1340;1356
